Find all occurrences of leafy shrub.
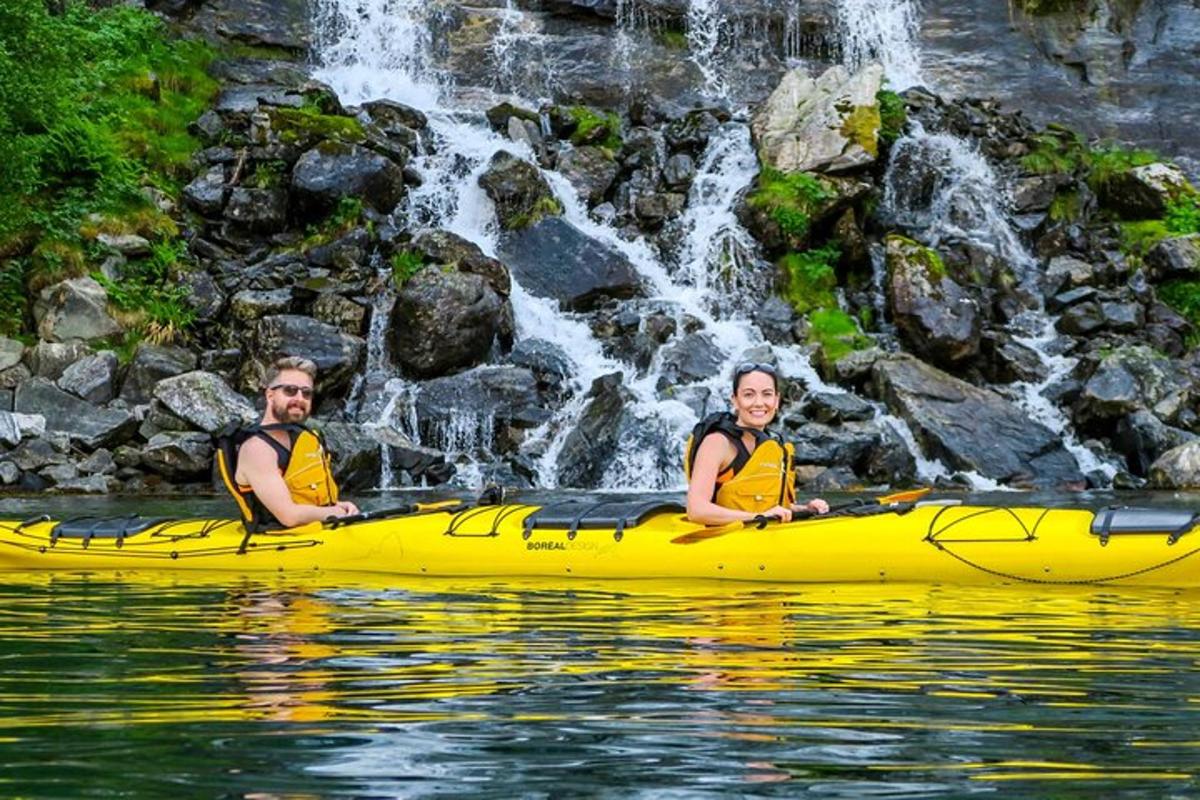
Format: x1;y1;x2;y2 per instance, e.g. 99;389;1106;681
779;244;840;314
747;168;836;241
391;250;426;286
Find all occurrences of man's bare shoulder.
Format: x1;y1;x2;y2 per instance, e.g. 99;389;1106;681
238;435;278;467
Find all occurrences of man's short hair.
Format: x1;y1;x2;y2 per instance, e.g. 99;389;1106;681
263;356;318;388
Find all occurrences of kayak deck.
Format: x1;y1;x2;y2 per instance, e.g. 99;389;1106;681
1;500;1198;587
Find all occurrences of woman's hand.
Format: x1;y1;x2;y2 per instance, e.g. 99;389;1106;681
798;498;829;515
760;504;793;523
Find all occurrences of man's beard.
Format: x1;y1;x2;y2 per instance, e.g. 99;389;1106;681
271;398;309;423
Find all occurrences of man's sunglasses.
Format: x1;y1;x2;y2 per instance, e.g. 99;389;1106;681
270;384;314;399
734;362;778;377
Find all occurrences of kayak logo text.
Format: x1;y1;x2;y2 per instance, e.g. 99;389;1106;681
527;541;567;551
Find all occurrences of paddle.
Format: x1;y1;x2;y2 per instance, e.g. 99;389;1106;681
325;499;467;528
670;487;932;545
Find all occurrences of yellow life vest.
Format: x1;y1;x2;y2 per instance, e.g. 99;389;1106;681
215;423;339;531
683;412;796;514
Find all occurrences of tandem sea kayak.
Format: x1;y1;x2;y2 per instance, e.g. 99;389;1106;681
1;497;1198;587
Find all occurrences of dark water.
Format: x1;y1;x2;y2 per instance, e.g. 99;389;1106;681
3;492;1200;797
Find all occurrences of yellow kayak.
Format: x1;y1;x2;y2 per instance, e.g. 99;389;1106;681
1;498;1198;586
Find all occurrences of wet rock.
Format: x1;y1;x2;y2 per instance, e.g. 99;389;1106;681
634;192;686;227
141;432;214;479
33;278;121;344
291;141;406;220
190;0;312;53
664;109;723;155
803;391;875;424
231;288;295;323
50;475;113;494
414;366;550;451
119;344;198;405
656;332;725;388
555;373;632;488
1047;286;1097;313
498;216;642;311
1011;174;1070;213
0;410;45;447
14;379;136;450
556;145;620;207
1043;255;1098;294
1075;345;1191;426
751;63;884;174
862;422;919;487
56;351;118;405
1100;163;1193;219
410;229;511;296
246;315;366;396
392;268;513;379
1099;300;1144;332
754;296;797;345
508;339;573;396
4;437;68;472
311;293;366;336
224;187;288;233
886;235;981;367
1114;409;1196;477
662;153;696;190
1149;440;1200;489
79;448;117;476
315;420;384;491
478;151;560;230
1146;234;1200;280
153;371;257;434
790;421;882;470
182;165;228;216
977;331;1047;384
362;98;428;135
484;101;539;133
873;356;1083;488
1056;301;1105;335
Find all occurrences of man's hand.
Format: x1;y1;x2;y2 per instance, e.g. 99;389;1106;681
329;500;359;517
800;498;829;515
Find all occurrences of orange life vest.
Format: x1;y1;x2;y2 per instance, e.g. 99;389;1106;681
683;412;796;514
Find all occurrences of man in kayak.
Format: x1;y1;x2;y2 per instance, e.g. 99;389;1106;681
222;356;359;528
684;362;829;525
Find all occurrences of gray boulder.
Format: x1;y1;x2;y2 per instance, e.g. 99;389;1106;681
0;410;45;447
182;165;228;216
292;141;406;220
392;268;514;379
14;379;136;449
556;146;620;207
250;315;366;396
555;373;633;488
1101;163;1193;219
33;277;121;343
657;332;725;388
886;235;982;367
873;356;1083;488
0;338;23;371
1114;409;1196;477
57;351;119;405
1146;234;1200;280
498;216;642;311
478;151;561;230
153;371;257;434
225;187;288;233
1075;346;1190;426
410;229;511;296
27;341;92;381
119;343;198;405
414;365;551;451
141;432;214;479
1149;440;1200;489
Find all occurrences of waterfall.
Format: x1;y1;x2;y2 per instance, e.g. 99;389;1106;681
834;0;923;91
686;0;728;100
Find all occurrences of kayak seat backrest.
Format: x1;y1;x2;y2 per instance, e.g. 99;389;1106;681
51;516;169;543
1090;507;1199;537
523;499;685;538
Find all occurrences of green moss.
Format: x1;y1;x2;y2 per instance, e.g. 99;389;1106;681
655;29;689;50
839;104;881;157
1158;281;1200;346
568;106;622;151
808;308;871;364
506;195;564;230
747;167;836;242
271;106;365;146
1020;130;1086;175
876;90;907;146
300;197;364;249
1118;220;1170;256
1048;190;1082;222
391;249;426;286
888;234;946;281
251;160;289;189
1166;194;1200;235
0;259;27;338
779;244;840;315
1087;143;1159;191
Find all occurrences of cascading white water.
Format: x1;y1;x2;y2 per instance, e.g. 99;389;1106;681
311;0;846;491
835;0;923;91
686;0;728;100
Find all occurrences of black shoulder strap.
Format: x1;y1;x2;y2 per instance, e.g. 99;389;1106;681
688;412;759;475
250;423;305;471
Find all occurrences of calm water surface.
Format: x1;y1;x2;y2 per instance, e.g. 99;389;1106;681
2;494;1199;797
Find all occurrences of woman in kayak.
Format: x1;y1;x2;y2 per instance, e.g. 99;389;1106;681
685;362;829;525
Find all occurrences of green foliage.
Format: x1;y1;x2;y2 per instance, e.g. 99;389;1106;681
301;197;364;248
252;160;290;189
839;105;881;157
748;168;836;241
1165;194;1200;235
390;249;426;286
0;0;217;335
271;106;365;146
1020;130;1086;175
876;90;907;146
1048;190;1082;222
808;308;870;364
1158;281;1200;347
779;244;840;315
1118;220;1169;256
568;106;622;151
0;259;28;337
655;29;689;50
506;195;564;230
1087;143;1159;190
92;239;195;342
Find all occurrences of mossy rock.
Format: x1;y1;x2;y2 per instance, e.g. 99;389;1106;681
268;107;366;149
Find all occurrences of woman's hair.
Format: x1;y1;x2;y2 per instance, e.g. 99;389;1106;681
263;356;318;388
731;362;780;394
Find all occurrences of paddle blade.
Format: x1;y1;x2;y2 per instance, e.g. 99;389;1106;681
877;487;932;505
